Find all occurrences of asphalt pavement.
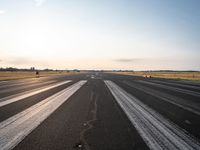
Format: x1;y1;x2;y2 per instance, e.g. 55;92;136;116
0;73;200;150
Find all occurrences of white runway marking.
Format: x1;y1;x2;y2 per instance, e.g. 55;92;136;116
149;80;200;90
0;80;56;90
0;80;87;150
0;80;71;107
123;81;200;116
138;80;200;98
105;80;200;150
0;81;8;86
0;80;56;93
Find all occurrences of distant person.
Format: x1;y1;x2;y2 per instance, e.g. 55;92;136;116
36;71;40;78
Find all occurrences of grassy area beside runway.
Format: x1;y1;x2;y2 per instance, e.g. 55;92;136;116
112;71;200;81
0;71;79;81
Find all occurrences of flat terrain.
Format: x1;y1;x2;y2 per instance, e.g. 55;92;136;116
0;71;78;81
0;73;200;150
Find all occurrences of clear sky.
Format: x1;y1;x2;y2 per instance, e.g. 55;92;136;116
0;0;199;70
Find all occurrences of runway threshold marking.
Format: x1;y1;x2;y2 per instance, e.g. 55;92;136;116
0;80;71;107
0;80;87;150
105;80;200;150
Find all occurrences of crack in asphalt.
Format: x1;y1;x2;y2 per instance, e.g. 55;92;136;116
79;91;97;150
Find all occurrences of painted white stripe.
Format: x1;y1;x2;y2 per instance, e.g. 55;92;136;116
0;80;56;93
105;80;200;150
0;80;87;150
123;81;200;116
138;80;200;98
0;81;34;88
0;80;71;107
0;81;8;86
0;80;54;88
0;79;34;86
150;80;200;90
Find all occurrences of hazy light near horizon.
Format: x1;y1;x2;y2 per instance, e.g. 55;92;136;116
0;10;5;14
0;0;199;70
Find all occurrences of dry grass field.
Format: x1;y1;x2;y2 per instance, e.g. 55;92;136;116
113;71;200;81
0;71;79;81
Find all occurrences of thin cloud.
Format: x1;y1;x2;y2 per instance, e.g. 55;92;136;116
34;0;46;7
114;58;143;63
0;10;5;14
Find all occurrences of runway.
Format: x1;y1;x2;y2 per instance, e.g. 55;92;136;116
0;73;199;150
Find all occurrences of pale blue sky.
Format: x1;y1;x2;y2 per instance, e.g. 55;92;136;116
0;0;199;70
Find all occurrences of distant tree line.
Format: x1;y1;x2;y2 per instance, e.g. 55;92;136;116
0;67;81;72
0;67;23;71
0;67;53;72
1;67;197;72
